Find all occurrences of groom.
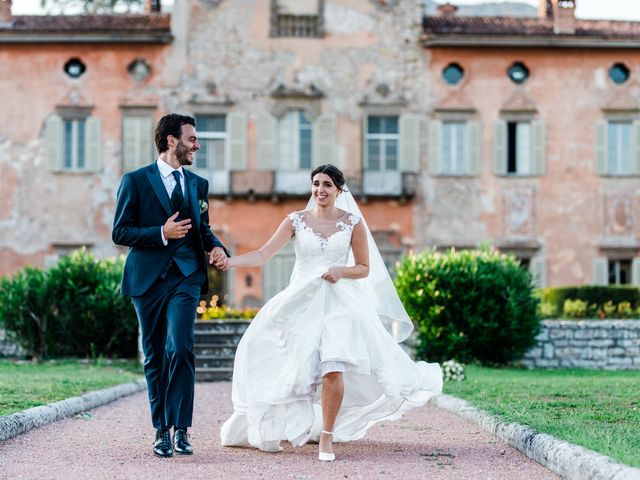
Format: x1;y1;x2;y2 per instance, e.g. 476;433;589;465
113;113;229;457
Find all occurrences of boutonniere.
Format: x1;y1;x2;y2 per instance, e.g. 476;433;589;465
199;199;209;214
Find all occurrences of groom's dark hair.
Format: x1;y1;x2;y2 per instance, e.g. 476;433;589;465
155;114;196;153
311;164;346;191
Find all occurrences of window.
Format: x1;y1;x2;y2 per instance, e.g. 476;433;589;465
46;113;101;173
263;243;295;300
365;115;399;171
442;63;464;85
64;58;86;79
609;63;630;84
122;114;154;171
442;121;466;175
64;119;86;170
195;115;227;170
507;121;531;175
607;121;632;175
608;259;632;285
507;62;529;84
278;110;313;170
271;0;323;38
494;119;545;176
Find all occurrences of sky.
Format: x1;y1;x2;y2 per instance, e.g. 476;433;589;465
10;0;640;21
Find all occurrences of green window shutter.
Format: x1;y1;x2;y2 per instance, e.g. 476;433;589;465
227;112;247;171
399;114;420;173
466;120;481;176
256;111;277;170
85;117;102;173
531;119;546;176
362;114;369;170
595;120;607;175
593;257;608;285
122;116;153;171
529;256;547;288
632;120;640;176
46;114;64;172
494;120;507;175
313;114;336;167
632;257;640;287
427;119;443;175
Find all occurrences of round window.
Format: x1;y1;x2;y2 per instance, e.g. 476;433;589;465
507;62;529;84
608;63;630;84
442;63;464;85
64;58;86;79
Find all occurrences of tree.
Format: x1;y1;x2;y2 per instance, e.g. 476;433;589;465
39;0;144;14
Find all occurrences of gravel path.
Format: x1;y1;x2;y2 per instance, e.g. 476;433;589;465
0;382;558;480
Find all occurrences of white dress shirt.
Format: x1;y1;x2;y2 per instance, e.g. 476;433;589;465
156;158;186;245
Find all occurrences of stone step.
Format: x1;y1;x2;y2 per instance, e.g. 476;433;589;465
195;355;235;369
194;320;250;334
195;367;233;382
194;332;243;345
193;343;238;357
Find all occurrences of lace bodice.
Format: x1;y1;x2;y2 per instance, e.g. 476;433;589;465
288;210;360;277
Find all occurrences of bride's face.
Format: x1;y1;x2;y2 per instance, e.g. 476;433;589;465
312;173;340;208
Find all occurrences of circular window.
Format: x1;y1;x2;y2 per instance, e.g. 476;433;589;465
442;63;464;85
608;63;630;84
507;62;529;84
64;58;86;79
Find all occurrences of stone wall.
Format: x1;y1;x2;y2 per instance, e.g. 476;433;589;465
522;319;640;369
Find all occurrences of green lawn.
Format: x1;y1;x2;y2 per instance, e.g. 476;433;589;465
445;366;640;468
0;359;142;416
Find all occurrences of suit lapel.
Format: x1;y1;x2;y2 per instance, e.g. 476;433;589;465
145;163;174;217
185;170;200;227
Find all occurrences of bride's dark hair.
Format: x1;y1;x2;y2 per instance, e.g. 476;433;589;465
311;164;346;191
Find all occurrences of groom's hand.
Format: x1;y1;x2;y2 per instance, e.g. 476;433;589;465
163;212;192;239
209;247;229;271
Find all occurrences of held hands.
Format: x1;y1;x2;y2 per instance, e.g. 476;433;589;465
209;247;229;271
163;212;191;239
322;267;343;284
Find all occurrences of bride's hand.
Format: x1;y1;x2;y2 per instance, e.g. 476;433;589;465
322;267;343;284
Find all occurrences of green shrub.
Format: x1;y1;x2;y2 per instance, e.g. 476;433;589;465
0;267;54;360
0;249;137;359
394;247;540;365
540;285;640;319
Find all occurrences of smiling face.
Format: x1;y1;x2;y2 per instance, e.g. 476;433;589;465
312;172;340;208
174;124;200;166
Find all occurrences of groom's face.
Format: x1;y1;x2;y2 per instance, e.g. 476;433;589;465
174;124;200;166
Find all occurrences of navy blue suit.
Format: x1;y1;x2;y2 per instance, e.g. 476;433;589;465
112;161;227;430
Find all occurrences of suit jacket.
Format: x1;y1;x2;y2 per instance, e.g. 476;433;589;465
112;162;227;297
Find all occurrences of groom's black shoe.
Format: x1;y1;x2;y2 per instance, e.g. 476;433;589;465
174;428;193;455
153;429;173;458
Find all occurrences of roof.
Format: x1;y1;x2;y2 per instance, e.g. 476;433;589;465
0;13;172;44
422;16;640;48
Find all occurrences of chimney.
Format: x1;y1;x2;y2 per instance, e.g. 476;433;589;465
538;0;552;18
0;0;12;25
552;0;576;34
437;3;458;17
145;0;161;13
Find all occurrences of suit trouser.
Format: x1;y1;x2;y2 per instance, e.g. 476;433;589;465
132;264;205;430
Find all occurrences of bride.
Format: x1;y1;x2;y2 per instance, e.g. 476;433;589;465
220;164;442;461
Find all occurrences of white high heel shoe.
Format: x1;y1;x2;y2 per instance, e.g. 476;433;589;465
318;430;335;462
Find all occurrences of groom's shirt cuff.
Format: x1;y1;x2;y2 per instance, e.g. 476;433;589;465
160;226;168;246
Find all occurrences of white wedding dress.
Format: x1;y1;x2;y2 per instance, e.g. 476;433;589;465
220;210;443;452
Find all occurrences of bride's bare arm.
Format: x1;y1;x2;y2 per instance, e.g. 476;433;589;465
228;217;294;268
322;221;369;283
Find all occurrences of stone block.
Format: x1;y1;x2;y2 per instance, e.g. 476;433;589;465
585;339;614;348
617;339;640;348
592;329;610;339
607;357;632;365
535;329;549;342
535;359;560;367
555;340;569;347
574;329;594;340
524;347;542;359
543;343;555;359
549;329;567;340
624;348;640;357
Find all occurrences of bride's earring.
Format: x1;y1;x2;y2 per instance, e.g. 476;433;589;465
318;430;335;462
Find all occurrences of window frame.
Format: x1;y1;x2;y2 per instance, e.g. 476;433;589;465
277;109;314;171
270;0;325;38
194;114;228;171
364;114;400;173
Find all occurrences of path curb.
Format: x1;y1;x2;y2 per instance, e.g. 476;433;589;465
0;378;146;442
432;394;640;480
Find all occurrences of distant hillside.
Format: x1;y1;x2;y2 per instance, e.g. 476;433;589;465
423;1;537;17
